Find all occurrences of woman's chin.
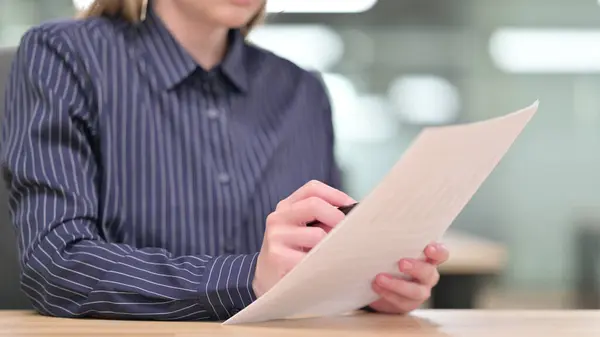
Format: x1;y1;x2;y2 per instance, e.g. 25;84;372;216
211;9;260;29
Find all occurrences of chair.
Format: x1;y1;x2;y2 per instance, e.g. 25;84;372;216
0;47;32;309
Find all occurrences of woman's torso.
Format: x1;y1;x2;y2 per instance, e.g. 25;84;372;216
53;14;338;257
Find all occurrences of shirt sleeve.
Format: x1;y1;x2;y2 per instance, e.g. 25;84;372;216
0;27;257;321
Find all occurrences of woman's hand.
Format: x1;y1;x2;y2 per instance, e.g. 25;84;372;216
367;243;449;314
252;180;355;298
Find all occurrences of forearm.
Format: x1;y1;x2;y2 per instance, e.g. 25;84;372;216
21;219;258;320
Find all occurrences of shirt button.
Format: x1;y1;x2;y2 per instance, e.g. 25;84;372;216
206;108;220;119
217;172;230;184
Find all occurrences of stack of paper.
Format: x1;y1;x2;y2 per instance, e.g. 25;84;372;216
224;102;539;325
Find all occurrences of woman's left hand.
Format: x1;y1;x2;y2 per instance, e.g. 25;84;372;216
367;242;449;314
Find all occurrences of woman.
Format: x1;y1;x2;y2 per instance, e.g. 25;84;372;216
1;0;449;320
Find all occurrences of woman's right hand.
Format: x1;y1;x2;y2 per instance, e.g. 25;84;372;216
252;180;356;298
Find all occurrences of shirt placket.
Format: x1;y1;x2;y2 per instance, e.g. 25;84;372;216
202;77;238;255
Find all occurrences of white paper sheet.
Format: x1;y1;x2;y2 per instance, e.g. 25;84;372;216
223;101;538;325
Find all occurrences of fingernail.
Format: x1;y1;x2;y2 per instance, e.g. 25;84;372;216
400;260;413;271
428;245;437;254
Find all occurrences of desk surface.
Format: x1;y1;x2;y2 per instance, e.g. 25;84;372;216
2;310;599;337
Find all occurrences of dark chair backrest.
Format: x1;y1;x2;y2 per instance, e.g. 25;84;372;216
0;47;31;309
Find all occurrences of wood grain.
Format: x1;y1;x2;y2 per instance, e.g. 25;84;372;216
2;310;599;336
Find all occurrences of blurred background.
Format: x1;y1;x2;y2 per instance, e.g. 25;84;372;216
1;0;600;310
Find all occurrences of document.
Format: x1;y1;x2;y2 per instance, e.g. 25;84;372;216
223;101;539;325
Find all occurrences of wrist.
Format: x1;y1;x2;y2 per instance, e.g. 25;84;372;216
251;272;266;298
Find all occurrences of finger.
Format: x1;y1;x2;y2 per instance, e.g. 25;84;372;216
424;243;449;265
399;259;440;287
277;180;355;210
315;222;333;234
374;274;431;302
275;226;328;249
277;196;347;228
372;283;420;314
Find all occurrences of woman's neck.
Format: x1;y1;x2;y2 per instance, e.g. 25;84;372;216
152;0;229;70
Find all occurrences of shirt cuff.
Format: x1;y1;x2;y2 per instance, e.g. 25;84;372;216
203;253;259;320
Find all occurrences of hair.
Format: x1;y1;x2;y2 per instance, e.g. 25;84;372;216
76;0;266;37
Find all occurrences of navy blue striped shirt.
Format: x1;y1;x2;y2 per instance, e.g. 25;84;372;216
1;5;340;321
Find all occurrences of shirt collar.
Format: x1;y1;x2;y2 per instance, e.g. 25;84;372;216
133;2;249;92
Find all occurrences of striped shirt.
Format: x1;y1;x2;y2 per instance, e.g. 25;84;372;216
0;5;340;321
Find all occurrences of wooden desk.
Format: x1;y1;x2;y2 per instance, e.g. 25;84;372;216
2;310;599;336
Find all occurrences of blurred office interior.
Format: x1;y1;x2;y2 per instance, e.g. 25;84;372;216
1;0;600;310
